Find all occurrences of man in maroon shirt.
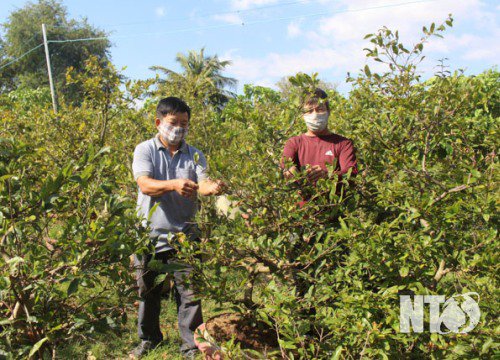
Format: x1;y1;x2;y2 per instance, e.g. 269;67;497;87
282;88;358;193
282;88;358;320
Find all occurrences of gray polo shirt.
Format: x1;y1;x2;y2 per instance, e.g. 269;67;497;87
132;135;208;252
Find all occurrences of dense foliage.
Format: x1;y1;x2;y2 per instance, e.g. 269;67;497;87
0;17;498;359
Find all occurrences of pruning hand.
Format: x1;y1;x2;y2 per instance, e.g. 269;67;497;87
305;165;328;183
173;179;199;198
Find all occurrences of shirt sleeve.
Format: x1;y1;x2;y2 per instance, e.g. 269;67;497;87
194;150;209;182
132;143;154;181
281;137;300;169
338;139;358;176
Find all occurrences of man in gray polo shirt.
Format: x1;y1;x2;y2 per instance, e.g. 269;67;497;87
130;97;225;359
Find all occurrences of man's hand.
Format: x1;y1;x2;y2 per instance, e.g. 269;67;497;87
173;178;199;198
305;165;328;183
199;179;227;196
210;180;227;195
283;166;299;179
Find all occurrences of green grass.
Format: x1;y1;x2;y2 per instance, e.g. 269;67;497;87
57;295;218;359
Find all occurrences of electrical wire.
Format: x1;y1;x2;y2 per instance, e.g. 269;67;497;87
46;0;314;29
0;43;44;71
0;0;438;71
45;0;438;45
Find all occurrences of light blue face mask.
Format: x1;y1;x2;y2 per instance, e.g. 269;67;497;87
304;112;329;132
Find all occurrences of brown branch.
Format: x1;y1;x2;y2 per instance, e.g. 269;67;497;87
422;131;430;173
9;301;21;320
359;329;372;358
429;184;473;207
434;259;451;283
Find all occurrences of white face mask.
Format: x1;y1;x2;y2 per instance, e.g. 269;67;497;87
158;123;188;145
304;112;329;132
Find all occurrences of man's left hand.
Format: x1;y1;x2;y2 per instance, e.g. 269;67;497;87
210;180;227;195
199;179;227;196
306;165;328;183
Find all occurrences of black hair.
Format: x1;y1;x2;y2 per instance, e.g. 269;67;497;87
303;88;330;111
156;97;191;120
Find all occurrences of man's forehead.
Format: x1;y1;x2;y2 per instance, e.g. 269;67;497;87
159;112;189;120
304;100;328;109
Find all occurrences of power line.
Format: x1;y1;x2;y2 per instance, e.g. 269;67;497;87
46;0;313;30
236;0;439;27
23;33;40;48
48;36;108;44
0;0;437;71
45;0;438;45
0;32;42;71
0;43;44;71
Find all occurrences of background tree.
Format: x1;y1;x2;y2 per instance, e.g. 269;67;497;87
276;74;337;100
150;47;237;110
0;37;17;93
0;0;111;101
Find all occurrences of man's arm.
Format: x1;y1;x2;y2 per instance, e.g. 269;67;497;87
137;176;198;198
338;140;358;176
282;138;301;179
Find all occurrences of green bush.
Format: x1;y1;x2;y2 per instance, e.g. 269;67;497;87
0;17;498;359
177;18;498;359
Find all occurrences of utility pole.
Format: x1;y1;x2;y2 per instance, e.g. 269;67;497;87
42;23;57;114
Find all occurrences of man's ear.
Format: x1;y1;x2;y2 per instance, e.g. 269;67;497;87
155;118;161;127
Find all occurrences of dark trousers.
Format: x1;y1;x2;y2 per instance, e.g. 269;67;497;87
134;250;203;351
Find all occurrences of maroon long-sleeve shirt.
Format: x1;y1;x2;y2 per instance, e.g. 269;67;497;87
282;133;358;207
282;133;358;175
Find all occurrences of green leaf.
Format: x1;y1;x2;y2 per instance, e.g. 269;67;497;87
481;338;494;354
161;263;189;273
279;340;297;349
332;346;343;360
95;146;111;158
154;273;167;286
364;65;371;77
147;202;160;221
29;337;48;358
193;152;200;165
67;278;79;296
0;318;13;326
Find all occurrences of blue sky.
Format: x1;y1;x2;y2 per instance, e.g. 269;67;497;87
1;0;498;94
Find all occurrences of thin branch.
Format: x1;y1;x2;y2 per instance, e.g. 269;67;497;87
434;259;451;283
429;184;471;206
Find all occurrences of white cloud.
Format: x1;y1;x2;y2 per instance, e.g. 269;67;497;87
227;44;365;82
461;32;500;61
316;0;483;43
251;77;277;88
220;48;240;62
213;13;243;25
155;6;166;17
287;21;302;38
225;0;498;90
230;0;280;10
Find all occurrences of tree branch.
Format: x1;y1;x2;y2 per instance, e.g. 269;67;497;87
429;184;473;207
